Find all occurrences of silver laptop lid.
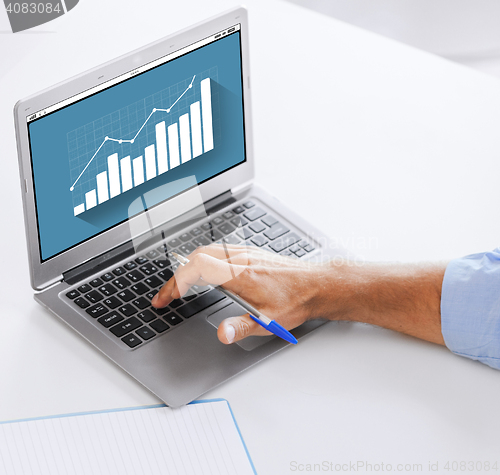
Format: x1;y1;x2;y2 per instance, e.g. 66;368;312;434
14;7;254;291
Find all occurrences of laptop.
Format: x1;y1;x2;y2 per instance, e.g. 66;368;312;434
14;7;340;407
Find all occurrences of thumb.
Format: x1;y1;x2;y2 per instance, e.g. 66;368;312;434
217;314;263;344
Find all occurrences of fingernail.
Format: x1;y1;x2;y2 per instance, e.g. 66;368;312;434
225;324;235;343
152;294;158;306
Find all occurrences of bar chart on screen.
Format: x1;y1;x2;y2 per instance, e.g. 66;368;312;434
68;69;218;216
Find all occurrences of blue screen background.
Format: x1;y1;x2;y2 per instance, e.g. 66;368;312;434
29;32;245;261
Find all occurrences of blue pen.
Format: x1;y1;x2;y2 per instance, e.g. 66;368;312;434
170;251;298;345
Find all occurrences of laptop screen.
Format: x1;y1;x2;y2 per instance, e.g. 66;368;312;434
27;24;245;262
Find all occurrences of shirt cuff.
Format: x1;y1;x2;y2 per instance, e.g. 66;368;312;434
441;248;500;369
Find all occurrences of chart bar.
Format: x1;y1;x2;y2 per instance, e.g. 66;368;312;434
120;156;133;192
201;78;214;152
179;113;192;164
85;189;97;210
74;203;85;216
168;123;180;169
155;121;169;174
133;156;145;186
96;171;109;204
145;144;157;181
190;101;202;158
107;153;120;198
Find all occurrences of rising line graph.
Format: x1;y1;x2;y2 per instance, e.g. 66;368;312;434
69;75;196;192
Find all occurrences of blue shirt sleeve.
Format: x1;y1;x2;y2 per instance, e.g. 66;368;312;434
441;247;500;369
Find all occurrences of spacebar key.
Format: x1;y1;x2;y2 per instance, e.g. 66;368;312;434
177;290;226;318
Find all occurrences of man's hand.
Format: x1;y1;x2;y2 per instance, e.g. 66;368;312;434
152;243;447;346
152;244;325;344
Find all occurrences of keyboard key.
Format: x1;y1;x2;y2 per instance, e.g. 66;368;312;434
99;283;118;297
90;278;103;288
66;289;80;300
132;297;150;309
139;263;158;276
268;232;301;253
85;290;103;304
77;283;92;293
150;319;170;333
113;277;131;289
206;230;223;242
101;272;114;282
177;290;226;319
135;256;148;265
262;215;279;227
250;235;268;247
112;267;126;276
122;334;142;348
118;304;137;317
280;250;293;257
295;249;306;257
183;292;197;301
237;228;253;240
244;207;266;221
110;317;141;337
136;326;156;340
231;217;248;228
131;282;149;295
137;309;156;323
232;205;245;214
98;311;124;328
117;289;135;302
163;313;183;326
153;258;169;269
86;304;108;318
146;290;158;300
222;211;234;219
190;227;203;237
169;299;183;308
179;233;191;242
126;270;145;283
124;261;138;270
289;244;301;253
179;242;196;255
158;269;174;281
219;223;235;235
263;223;289;240
201;223;213;231
103;296;122;309
243;200;255;209
212;216;224;226
146;250;160;259
145;276;163;288
168;238;182;247
153;306;170;316
249;221;266;233
74;297;90;309
223;235;240;245
304;244;315;252
193;235;211;247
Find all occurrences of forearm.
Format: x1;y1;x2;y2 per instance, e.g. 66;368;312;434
311;262;447;345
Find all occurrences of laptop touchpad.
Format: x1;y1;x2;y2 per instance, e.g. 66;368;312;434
206;303;275;351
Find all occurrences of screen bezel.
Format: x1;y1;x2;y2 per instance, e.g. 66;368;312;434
14;7;254;290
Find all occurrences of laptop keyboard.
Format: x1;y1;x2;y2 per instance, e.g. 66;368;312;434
64;200;317;350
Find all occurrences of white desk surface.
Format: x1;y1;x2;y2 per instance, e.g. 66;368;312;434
2;1;500;473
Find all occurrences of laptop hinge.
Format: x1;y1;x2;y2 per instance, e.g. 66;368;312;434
63;190;235;286
204;190;235;215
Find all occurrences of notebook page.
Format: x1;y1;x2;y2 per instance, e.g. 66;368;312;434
0;400;255;475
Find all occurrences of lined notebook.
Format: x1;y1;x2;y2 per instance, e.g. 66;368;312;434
0;399;256;475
